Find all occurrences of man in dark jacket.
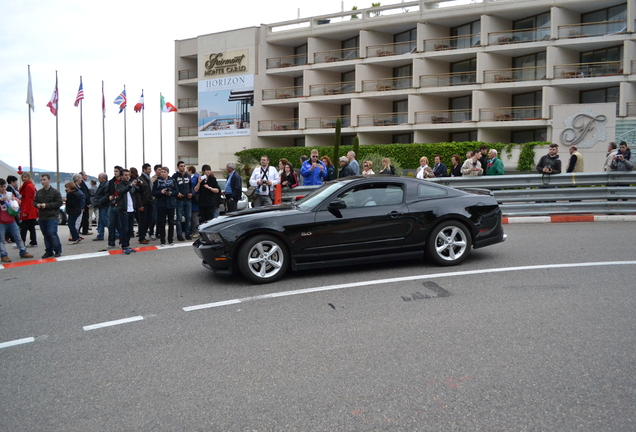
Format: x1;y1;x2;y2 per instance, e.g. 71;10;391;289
432;155;447;177
78;171;93;235
536;143;562;175
33;174;63;258
224;162;242;213
135;168;153;244
115;169;139;254
100;166;124;251
93;173;109;241
338;156;356;178
172;161;193;241
153;166;178;246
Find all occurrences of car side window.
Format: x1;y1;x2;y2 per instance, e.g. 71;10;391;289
337;184;404;208
418;183;448;198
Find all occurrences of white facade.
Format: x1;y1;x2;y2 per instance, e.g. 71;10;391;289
175;0;635;172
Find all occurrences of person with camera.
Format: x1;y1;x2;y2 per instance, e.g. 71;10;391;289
153;167;178;246
172;161;193;241
610;141;633;172
461;150;484;177
100;166;124;251
300;150;326;186
536;143;562;175
115;169;139;254
194;164;221;223
249;155;279;207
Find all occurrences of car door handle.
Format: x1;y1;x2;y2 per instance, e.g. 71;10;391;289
388;211;403;218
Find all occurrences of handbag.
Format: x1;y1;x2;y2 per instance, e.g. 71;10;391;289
245;186;257;199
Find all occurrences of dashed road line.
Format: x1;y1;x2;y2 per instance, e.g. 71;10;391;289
83;316;145;331
0;337;35;349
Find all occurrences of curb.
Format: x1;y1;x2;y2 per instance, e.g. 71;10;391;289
0;243;192;270
503;214;636;224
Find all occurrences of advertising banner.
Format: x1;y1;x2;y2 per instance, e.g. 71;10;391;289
198;74;254;138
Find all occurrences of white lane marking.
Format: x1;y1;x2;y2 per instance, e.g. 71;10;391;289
57;252;110;261
506;216;551;223
83;316;144;331
0;337;35;349
183;261;636;312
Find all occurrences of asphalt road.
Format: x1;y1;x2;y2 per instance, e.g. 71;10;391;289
1;222;635;431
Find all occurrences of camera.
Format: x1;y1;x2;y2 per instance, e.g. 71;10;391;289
261;185;268;192
201;175;208;180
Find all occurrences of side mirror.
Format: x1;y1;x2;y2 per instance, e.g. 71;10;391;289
328;199;347;210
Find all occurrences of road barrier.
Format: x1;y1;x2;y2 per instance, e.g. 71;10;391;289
280;173;636;216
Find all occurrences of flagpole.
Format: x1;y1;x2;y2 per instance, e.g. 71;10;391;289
55;70;60;192
102;81;106;172
27;65;34;179
160;93;163;166
124;84;128;168
142;89;146;163
79;76;84;173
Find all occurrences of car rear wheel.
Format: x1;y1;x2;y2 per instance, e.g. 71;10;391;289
237;235;289;284
426;221;471;266
58;211;67;225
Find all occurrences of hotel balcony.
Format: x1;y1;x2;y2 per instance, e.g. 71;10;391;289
358;112;408;127
266;54;308;69
423;34;481;52
177;98;198;110
480;106;543;122
262;86;303;100
419;71;476;88
627;102;636;117
177;126;198;138
313;47;359;64
305;115;351;129
487;27;550;45
554;61;623;79
178;69;197;80
258;119;299;131
415;109;472;124
309;81;355;96
483;66;547;84
557;19;627;39
366;41;416;58
362;76;412;92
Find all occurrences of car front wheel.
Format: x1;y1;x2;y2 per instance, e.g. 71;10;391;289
238;235;289;284
426;221;471;266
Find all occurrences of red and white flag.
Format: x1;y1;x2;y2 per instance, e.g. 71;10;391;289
160;94;177;113
134;91;144;112
47;76;58;116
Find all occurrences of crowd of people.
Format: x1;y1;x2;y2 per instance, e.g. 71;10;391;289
1;141;632;262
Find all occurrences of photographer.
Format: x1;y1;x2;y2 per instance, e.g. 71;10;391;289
249;155;279;207
536;143;562;175
194;165;221;223
610;141;633;172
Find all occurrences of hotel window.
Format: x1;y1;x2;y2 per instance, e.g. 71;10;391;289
513;12;550;41
393;99;408;124
582;4;627;34
392;133;413;144
341;104;351;127
394;28;417;53
451;20;481;49
580;46;623;75
294;43;307;66
342;36;359;60
513;91;542;119
580;86;619;105
294;76;303;97
341;135;355;146
450;95;472;122
513;52;546;80
294;137;305;147
450;58;476;85
341;70;355;93
393;64;412;89
511;129;547;144
450;130;477;142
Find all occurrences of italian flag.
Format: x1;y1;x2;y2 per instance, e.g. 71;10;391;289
160;95;177;113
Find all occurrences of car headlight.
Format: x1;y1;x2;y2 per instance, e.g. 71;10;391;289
200;232;223;244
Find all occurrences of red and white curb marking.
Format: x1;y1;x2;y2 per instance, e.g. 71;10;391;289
0;242;191;270
503;214;636;224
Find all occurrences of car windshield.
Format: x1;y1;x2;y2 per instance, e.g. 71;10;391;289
296;182;348;211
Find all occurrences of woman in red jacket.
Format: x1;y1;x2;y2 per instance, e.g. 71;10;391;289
19;173;39;247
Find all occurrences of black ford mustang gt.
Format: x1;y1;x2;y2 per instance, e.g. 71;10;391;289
193;176;506;284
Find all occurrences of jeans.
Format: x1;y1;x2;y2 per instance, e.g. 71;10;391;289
175;200;192;238
137;203;153;241
67;213;80;241
191;210;200;236
117;210;134;249
107;206;121;247
39;219;61;255
97;207;109;239
0;222;28;257
157;207;175;244
149;204;158;236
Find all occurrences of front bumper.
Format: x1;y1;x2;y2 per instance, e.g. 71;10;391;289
193;239;233;274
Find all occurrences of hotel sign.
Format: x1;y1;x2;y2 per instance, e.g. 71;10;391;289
204;50;248;76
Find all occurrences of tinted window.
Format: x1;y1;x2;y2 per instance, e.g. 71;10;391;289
418;183;448;198
337;184;404;208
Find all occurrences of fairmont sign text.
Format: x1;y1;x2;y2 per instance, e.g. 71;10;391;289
204;50;248;76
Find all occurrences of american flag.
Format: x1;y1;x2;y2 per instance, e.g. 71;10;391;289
74;77;84;107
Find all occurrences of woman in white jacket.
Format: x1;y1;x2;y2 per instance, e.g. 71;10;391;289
415;157;430;179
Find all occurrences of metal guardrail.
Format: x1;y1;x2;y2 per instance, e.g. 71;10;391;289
280;173;636;216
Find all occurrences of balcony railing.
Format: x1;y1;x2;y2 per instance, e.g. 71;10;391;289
480;106;543;122
309;81;355;96
357;112;408;127
258;119;299;131
178;69;197;80
484;66;546;83
366;41;417;58
305;116;351;129
423;34;481;52
362;76;413;92
554;61;623;79
488;27;551;45
558;19;627;39
262;86;303;100
177;98;198;109
415;109;472;124
419;71;476;88
176;156;199;166
266;54;308;69
178;126;198;137
314;47;359;63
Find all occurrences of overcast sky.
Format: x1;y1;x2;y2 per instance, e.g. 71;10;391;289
0;0;378;177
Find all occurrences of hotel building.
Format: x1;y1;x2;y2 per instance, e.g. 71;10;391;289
175;0;634;172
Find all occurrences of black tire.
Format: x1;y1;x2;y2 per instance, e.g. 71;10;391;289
426;221;472;266
58;211;67;225
237;234;289;284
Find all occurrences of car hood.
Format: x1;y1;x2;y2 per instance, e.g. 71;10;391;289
199;204;300;231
